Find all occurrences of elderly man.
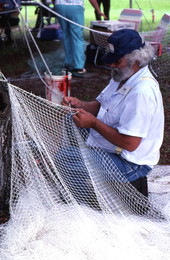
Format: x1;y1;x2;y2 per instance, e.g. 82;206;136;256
61;29;164;201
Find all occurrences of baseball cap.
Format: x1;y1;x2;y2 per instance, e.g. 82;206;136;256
101;29;145;64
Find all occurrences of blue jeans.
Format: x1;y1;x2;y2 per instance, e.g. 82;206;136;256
54;5;85;69
106;153;152;182
55;146;101;208
54;145;151;207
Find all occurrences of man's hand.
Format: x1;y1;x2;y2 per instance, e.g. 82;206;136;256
89;0;107;20
97;10;107;20
61;97;82;108
62;97;100;116
72;109;97;128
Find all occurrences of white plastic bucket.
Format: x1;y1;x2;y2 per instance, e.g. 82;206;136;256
44;70;72;104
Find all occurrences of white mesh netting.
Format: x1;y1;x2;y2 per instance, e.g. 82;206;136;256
0;83;170;260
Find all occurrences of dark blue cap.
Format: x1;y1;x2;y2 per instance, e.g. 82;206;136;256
102;29;145;64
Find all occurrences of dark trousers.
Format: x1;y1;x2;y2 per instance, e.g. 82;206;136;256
0;16;19;42
95;0;110;20
131;176;148;197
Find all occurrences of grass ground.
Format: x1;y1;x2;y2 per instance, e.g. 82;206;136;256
20;0;170;32
84;0;170;29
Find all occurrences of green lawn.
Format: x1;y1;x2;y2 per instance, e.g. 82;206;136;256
84;0;170;31
21;0;170;32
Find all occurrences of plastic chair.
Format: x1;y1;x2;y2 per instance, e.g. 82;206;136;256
118;8;143;31
140;13;170;56
91;31;112;69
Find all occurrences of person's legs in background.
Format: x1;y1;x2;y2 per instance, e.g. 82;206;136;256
55;5;85;72
94;0;110;20
5;17;20;44
94;0;102;20
103;0;110;20
69;6;85;71
55;5;74;69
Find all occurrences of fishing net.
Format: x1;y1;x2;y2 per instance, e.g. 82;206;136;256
0;83;170;259
0;2;170;259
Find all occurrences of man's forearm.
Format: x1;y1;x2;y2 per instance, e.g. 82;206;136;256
92;119;142;152
89;0;101;13
81;100;100;116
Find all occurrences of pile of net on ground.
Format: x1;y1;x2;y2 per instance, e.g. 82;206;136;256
151;27;170;164
0;83;170;260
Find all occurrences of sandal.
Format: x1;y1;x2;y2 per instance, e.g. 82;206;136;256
71;68;87;77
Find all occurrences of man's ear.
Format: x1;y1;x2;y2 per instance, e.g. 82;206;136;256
133;61;140;72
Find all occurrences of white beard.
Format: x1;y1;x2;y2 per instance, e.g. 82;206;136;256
111;66;134;82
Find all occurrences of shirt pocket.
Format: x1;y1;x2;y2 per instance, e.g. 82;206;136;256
104;109;120;128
